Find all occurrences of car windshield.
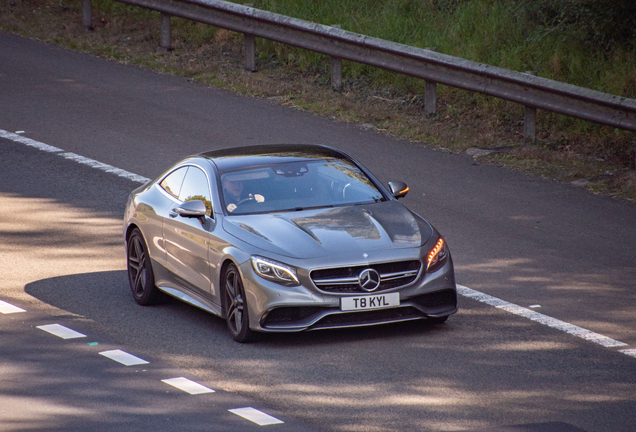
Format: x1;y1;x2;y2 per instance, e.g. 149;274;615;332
220;158;386;215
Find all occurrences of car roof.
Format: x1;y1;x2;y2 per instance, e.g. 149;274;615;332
199;144;349;171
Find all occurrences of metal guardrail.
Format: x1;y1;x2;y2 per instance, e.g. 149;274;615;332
84;0;636;138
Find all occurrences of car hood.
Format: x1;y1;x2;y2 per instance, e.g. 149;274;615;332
222;200;433;259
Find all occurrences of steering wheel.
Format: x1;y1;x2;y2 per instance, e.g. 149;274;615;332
235;196;254;207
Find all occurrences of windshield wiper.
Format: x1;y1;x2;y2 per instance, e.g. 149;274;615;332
285;204;335;212
353;199;383;206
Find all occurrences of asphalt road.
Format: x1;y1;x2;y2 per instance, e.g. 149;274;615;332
1;30;636;432
0;300;312;432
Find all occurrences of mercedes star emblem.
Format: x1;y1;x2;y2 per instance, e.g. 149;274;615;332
358;268;381;292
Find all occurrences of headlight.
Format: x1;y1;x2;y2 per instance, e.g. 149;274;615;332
251;256;300;286
426;238;448;272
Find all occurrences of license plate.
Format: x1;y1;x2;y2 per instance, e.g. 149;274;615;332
340;293;400;311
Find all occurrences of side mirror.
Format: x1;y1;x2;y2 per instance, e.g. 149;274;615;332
176;200;208;218
388;181;409;199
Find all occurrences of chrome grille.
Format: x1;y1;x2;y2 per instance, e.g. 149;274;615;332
310;261;421;293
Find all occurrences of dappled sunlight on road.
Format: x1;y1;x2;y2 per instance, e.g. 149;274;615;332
473;341;576;352
454;258;534;274
454;255;636;345
0;194;125;312
144;306;636;432
0;325;212;431
564;392;628;403
204;359;635;432
545;278;622;294
510;276;553;283
0;395;93;427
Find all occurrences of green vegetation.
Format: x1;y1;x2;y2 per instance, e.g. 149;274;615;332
1;0;635;201
255;0;636;97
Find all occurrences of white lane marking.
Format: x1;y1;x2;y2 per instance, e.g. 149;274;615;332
58;152;150;184
457;285;628;348
37;324;87;339
5;130;634;357
529;304;541;309
0;300;26;314
619;349;636;358
0;128;150;184
229;407;284;426
0;129;63;152
99;349;149;366
162;377;215;395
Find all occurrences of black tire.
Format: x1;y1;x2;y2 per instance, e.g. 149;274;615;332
127;229;164;305
223;264;255;343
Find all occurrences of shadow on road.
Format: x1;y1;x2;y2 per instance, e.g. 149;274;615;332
24;271;636;432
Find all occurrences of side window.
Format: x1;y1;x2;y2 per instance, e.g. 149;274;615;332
160;167;188;199
179;167;213;217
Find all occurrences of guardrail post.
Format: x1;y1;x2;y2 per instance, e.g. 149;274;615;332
424;48;436;115
243;4;256;72
425;81;437;116
244;34;255;71
524;71;538;142
160;13;172;51
82;0;93;30
524;105;537;141
331;25;342;91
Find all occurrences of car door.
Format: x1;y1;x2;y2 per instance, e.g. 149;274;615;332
162;165;215;301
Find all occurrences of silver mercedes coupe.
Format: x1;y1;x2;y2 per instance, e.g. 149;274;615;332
124;145;457;342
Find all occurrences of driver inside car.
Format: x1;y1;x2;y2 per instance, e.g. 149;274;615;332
222;177;264;212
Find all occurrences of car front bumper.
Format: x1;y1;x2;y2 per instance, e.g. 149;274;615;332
238;249;457;333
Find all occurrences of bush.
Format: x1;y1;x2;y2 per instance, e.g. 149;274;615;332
516;0;636;51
